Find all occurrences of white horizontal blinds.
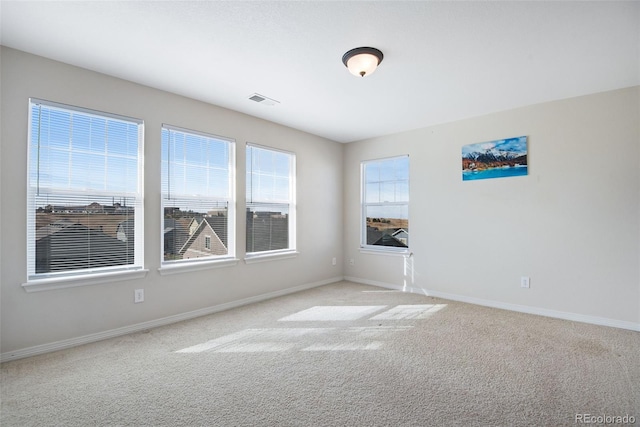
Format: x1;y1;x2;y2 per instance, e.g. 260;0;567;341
27;100;143;278
161;126;233;263
246;144;294;253
362;156;409;248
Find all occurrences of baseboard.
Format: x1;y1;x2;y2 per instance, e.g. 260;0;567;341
1;276;343;363
344;276;640;332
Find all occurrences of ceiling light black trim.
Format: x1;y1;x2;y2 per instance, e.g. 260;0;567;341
341;47;384;67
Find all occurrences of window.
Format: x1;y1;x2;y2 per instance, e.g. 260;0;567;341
161;125;235;264
361;155;409;251
27;99;144;280
246;144;296;255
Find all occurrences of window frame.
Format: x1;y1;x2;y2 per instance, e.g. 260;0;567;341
245;143;297;262
24;98;146;290
159;124;237;272
360;155;410;254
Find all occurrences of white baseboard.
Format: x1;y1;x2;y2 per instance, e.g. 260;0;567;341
4;275;636;363
344;276;640;332
1;276;343;363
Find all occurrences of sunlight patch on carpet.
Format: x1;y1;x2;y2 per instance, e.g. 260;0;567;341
215;342;297;353
176;328;333;353
370;304;447;320
302;342;383;351
361;290;402;293
278;306;387;321
345;326;414;337
176;304;440;354
174;325;415;354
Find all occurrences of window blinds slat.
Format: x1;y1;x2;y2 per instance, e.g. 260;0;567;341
246;145;291;204
28;100;143;279
161;126;233;263
246;203;289;252
246;144;294;254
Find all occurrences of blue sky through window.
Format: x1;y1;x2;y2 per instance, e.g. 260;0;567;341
30;102;141;203
246;145;291;206
364;156;409;219
161;128;230;202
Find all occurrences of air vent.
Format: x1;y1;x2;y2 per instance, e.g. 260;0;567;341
248;93;279;106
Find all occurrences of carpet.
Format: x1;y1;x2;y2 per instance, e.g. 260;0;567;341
2;281;638;426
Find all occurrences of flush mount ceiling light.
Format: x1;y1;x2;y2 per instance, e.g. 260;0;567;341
342;47;384;77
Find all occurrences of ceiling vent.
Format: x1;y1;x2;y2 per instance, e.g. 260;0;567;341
248;93;279;106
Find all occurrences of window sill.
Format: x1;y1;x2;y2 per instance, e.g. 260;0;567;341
359;247;411;257
158;258;239;275
22;269;148;293
244;250;299;264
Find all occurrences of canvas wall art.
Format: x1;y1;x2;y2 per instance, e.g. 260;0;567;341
462;136;528;181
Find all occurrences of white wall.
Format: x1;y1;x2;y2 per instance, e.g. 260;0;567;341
0;47;344;356
2;46;638;360
344;87;640;329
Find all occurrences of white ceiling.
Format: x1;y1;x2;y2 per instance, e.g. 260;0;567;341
1;1;638;143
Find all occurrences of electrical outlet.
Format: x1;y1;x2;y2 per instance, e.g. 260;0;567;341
520;277;530;289
134;289;144;303
332;257;337;266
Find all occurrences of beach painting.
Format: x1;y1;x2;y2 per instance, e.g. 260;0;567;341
462;136;528;181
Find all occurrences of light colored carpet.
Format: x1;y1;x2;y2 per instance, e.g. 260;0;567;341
1;281;638;426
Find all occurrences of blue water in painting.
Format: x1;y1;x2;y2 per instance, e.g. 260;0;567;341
462;166;528;181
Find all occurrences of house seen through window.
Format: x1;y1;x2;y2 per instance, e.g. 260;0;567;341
161;125;235;263
361;155;409;251
27;99;144;279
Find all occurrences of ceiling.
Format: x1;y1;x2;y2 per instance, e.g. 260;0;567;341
1;1;638;143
